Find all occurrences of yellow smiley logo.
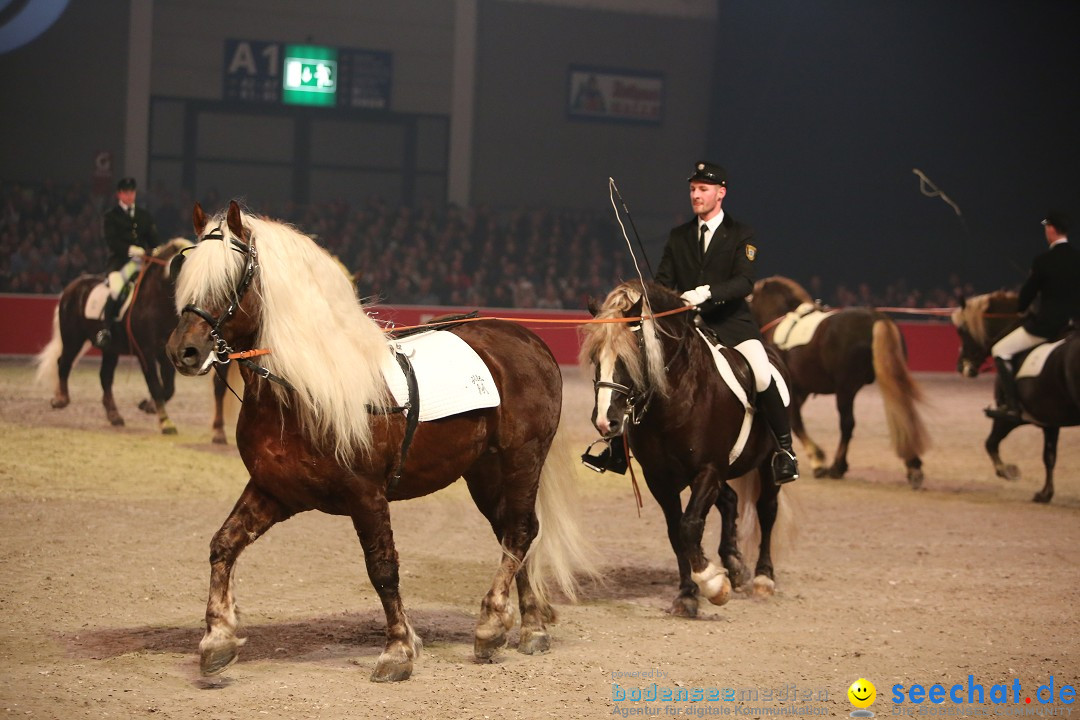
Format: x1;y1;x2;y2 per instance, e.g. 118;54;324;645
848;678;876;709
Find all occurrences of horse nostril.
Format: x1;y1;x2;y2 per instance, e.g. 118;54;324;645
181;346;202;368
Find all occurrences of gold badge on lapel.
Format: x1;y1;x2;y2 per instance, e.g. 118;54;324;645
745;244;757;261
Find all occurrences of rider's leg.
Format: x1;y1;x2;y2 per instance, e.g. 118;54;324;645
987;326;1044;419
735;339;799;484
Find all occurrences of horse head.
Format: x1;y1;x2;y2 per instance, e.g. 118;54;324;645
950;291;1020;378
168;200;260;376
579;281;691;438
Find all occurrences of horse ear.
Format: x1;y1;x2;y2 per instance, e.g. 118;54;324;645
226;200;244;239
192;202;207;237
586;297;600;317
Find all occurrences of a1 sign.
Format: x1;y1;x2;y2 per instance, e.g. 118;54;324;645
223;39;282;103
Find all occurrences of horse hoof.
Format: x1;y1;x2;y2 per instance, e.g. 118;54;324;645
827;467;846;479
1033;492;1053;504
518;628;551;655
724;561;749;591
212;431;228;445
108;415;125;427
751;575;775;599
161;422;178;435
474;630;508;660
691;564;732;606
50;397;70;409
907;468;924;490
668;596;698;618
997;465;1021;482
370;656;413;683
812;467;828;479
138;399;155;414
199;636;245;676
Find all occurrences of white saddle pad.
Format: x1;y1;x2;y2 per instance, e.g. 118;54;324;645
84;283;109;319
772;302;836;350
1017;339;1065;379
695;329;790;465
380;330;500;421
83;279;134;320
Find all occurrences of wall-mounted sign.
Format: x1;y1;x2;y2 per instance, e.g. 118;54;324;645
283;44;338;107
223;39;391;111
567;65;664;125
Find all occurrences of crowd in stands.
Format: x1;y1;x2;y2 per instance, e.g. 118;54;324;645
1;179;975;314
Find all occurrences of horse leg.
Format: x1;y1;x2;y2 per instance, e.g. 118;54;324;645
137;355;177;434
985;417;1021;482
200;481;291;675
827;389;856;478
514;559;555;656
750;467;781;599
790;392;826;477
51;339;82;409
643;475;698;617
463;464;544;659
351;499;422;682
682;469;731;607
714;482;748;591
100;352;124;426
1033;426;1059;504
212;370;228;445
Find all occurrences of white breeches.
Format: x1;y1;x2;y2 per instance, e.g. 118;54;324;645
734;339;773;392
991;326;1046;361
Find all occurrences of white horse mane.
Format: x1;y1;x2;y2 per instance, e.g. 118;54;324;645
578;282;670;397
950;293;992;347
174;209;390;463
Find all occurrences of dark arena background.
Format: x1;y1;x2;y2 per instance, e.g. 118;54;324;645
2;2;1079;718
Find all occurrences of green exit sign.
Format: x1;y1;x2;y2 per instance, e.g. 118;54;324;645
282;44;337;106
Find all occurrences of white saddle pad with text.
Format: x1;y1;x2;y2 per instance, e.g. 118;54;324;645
380;330;500;421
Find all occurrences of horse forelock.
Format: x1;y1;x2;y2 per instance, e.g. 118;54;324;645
951;292;1012;347
183;209;390;464
577;282;670;396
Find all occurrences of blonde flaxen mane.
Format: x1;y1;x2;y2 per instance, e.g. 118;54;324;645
578;281;670;397
174;209;390;464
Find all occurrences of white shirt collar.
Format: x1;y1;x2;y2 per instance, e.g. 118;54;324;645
699;210;724;234
1050;236;1068;248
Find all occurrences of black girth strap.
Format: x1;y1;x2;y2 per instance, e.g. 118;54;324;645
367;351;420;495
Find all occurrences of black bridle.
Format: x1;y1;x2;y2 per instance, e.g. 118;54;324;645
178;225;293;390
594;322;654;430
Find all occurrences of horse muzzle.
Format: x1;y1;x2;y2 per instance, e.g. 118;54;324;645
167;330;217;376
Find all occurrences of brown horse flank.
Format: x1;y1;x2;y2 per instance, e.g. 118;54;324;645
952;291;1080;503
34;238;199;434
166;201;592;682
580;280;792;618
750;276;929;488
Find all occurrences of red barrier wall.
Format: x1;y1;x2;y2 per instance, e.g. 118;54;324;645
0;293;960;371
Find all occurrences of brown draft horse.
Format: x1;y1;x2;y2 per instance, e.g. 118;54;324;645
750;276;929;488
952;291;1080;503
33;238;218;435
166;201;591;682
580;280;793;618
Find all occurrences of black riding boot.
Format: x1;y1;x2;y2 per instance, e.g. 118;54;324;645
985;358;1022;420
580;434;629;475
758;380;799;484
94;295;120;349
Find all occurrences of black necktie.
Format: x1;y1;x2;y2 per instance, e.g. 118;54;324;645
699;224;708;257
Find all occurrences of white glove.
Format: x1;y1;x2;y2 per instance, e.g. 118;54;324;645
127;245;146;258
679;284;712;306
